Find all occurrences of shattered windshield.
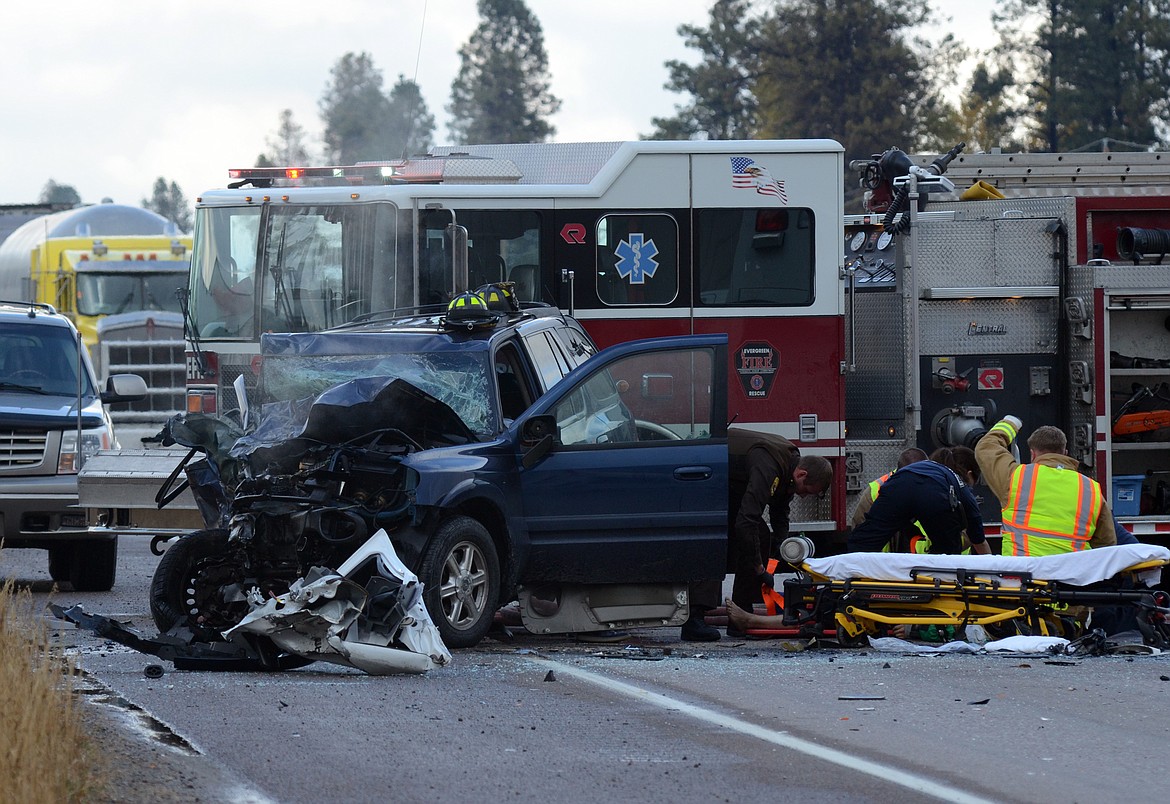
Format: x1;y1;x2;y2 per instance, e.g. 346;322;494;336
260;350;496;437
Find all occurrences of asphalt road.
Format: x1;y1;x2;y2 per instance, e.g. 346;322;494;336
5;536;1170;804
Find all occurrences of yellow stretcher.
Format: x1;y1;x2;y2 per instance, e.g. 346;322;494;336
778;543;1170;647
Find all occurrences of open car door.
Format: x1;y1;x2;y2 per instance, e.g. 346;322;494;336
514;334;728;585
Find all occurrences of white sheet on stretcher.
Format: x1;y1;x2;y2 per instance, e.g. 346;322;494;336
805;544;1170;587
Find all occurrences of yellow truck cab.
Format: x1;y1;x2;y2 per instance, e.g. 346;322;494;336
0;201;190;447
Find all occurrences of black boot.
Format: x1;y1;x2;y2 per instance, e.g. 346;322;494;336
681;607;721;642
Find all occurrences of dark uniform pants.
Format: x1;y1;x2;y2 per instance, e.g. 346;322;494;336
729;534;771;611
689;547;775;614
848;471;966;554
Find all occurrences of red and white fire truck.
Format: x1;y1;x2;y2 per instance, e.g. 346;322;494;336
180;141;1170;547
846;148;1170;545
183;140;848;531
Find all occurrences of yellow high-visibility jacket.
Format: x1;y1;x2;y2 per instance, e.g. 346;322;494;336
975;418;1116;556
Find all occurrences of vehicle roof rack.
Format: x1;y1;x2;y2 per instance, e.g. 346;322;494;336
334;300;559;331
0;299;58;316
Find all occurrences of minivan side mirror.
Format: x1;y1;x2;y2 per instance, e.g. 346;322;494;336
520;414;557;469
101;373;148;404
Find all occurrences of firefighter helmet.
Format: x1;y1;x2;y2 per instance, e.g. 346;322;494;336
444;291;498;329
475;281;520;312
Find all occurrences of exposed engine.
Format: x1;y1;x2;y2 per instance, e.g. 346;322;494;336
99;375;464;672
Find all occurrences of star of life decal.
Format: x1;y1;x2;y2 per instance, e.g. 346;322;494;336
614;233;659;284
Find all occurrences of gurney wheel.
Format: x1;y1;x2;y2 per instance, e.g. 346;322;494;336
836;625;868;648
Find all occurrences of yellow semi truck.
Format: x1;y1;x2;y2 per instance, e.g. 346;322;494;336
0;201;190;446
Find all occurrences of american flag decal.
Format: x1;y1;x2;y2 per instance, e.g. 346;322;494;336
730;156;787;203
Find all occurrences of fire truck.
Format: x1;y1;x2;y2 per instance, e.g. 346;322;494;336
183;140;847;531
845;148;1170;547
178;141;1170;548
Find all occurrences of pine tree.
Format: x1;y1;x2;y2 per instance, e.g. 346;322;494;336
954;62;1022;153
447;0;561;144
319;52;395;163
38;180;80;207
142;178;192;232
754;0;932;208
256;109;312;167
995;0;1170;151
386;76;435;157
912;31;975;152
645;0;760;140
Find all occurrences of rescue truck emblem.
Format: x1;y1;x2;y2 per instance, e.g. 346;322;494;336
560;223;587;244
614;233;659;284
735;341;778;399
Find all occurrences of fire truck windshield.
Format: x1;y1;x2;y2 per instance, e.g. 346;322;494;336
189;203;405;339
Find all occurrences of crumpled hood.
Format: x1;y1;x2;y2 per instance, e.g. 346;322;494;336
165;375;477;478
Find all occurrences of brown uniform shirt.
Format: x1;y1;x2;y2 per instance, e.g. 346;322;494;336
728;427;800;568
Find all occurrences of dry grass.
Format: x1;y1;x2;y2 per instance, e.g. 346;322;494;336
0;577;99;802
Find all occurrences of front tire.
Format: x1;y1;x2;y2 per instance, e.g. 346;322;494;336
149;529;231;637
149;528;317;670
418;516;500;649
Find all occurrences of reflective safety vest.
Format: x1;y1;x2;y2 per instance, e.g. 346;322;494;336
907;531;971;556
1001;463;1103;556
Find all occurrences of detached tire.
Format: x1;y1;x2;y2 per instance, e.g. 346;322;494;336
68;539;118;592
150;529;229;636
418;516;500;649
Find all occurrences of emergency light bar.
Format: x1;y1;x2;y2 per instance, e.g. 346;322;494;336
226;162;410;188
226;154;520;189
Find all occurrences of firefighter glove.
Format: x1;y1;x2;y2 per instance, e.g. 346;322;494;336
989;415;1022;442
756;570;776;590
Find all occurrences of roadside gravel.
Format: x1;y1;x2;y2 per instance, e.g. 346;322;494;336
79;685;267;803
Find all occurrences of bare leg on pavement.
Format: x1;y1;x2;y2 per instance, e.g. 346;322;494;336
725;598;785;631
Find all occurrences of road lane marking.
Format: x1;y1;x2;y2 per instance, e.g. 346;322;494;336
530;657;996;804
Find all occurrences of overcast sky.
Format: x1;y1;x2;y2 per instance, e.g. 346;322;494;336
0;0;997;207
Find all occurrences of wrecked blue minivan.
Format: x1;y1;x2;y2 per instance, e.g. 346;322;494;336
149;301;729;652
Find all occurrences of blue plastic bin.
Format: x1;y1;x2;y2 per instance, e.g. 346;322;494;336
1112;475;1145;517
